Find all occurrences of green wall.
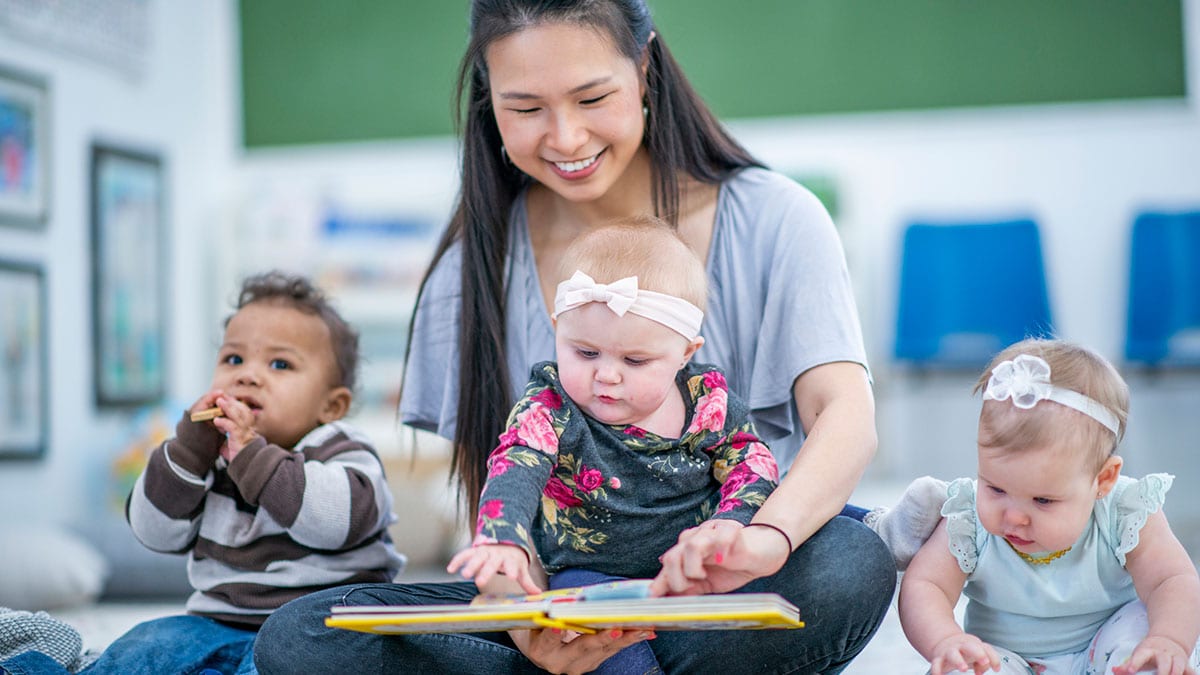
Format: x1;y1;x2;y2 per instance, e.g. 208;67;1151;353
240;0;1186;148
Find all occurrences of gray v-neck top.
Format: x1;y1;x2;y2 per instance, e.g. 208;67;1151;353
399;167;868;470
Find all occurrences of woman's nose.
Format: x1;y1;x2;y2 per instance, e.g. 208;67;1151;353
547;109;587;155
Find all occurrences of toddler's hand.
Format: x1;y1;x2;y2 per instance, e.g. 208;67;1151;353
929;633;1000;675
447;543;541;595
209;394;258;460
1112;635;1195;675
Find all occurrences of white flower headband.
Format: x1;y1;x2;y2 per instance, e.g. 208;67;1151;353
553;271;704;340
982;354;1119;436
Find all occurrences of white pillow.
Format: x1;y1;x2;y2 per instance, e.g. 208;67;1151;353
0;525;110;610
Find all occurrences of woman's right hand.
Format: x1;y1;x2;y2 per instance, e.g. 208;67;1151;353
649;521;790;596
509;627;655;675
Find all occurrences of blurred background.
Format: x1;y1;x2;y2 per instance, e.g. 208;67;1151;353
0;0;1197;616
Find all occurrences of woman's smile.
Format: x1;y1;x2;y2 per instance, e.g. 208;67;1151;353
550;149;605;179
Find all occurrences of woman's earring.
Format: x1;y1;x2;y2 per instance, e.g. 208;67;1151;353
642;105;649;118
500;145;512;166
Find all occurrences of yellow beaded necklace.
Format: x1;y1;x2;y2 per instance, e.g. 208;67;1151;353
1006;539;1072;566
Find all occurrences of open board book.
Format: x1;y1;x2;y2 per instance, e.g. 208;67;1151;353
325;579;803;635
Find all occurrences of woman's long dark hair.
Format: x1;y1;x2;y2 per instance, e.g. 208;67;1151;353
405;0;763;520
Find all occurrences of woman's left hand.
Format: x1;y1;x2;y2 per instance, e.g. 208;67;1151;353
649;520;790;596
509;627;655;675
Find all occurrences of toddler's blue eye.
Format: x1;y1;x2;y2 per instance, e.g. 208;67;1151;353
270;359;291;370
223;354;243;366
577;349;598;359
1034;497;1054;506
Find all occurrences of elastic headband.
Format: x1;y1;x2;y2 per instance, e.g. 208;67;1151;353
982;354;1120;436
553;271;703;341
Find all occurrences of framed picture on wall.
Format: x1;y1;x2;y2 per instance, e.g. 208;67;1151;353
0;260;47;458
91;142;167;407
0;65;50;228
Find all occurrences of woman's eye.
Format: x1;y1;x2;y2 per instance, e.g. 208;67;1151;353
223;354;243;366
580;93;609;105
270;359;291;370
511;106;540;114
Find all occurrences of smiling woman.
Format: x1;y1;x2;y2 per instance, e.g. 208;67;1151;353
254;2;895;673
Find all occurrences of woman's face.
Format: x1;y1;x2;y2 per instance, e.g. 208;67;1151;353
486;22;648;204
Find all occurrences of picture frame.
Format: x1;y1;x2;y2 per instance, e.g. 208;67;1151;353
91;142;168;407
0;65;50;228
0;260;47;459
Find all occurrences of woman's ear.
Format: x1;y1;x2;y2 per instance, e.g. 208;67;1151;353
1095;455;1124;499
319;386;353;424
640;31;656;76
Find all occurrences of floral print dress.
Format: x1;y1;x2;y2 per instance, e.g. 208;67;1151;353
473;361;779;579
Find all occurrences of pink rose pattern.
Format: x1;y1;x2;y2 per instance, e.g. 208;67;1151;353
687;387;727;434
515;404;559;455
477;365;776;556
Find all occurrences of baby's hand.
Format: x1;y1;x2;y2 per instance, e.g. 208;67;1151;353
929;633;1000;675
209;394;258;460
447;543;541;595
1112;635;1195;675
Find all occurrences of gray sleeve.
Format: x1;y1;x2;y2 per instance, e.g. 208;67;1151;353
703;170;869;467
398;244;462;439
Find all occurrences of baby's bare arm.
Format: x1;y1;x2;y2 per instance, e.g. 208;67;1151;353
898;521;992;671
1121;511;1200;673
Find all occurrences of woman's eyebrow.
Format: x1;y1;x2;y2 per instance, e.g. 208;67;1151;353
498;76;613;100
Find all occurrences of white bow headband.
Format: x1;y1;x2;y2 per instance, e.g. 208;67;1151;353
553;271;704;341
982;354;1119;436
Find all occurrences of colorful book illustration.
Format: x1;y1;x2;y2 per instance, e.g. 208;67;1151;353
325;579;804;635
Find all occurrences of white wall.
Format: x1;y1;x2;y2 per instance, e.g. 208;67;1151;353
0;2;235;525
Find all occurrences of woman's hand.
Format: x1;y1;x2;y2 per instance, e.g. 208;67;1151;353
509;627;655;675
649;520;789;596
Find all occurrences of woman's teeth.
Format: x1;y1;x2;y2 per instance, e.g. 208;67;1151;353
554;154;598;172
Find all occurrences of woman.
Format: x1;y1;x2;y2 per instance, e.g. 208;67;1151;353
255;1;894;672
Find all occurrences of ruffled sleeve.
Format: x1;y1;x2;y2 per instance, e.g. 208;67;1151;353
942;477;980;573
1110;473;1174;566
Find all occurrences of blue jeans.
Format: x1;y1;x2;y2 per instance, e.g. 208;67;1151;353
549;568;661;675
1;615;258;675
255;516;895;674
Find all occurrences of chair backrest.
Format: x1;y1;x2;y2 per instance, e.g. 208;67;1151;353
894;218;1054;370
1125;210;1200;366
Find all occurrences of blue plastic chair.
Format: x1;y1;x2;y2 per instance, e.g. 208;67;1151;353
1125;210;1200;366
894;218;1055;369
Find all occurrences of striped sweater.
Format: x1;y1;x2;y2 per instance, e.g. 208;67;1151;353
127;414;405;626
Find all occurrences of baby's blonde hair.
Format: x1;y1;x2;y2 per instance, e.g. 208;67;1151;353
974;338;1129;474
558;215;708;310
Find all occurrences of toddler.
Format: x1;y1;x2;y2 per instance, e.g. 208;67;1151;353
1;272;404;675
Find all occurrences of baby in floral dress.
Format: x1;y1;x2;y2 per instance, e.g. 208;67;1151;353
447;217;780;673
898;338;1200;675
